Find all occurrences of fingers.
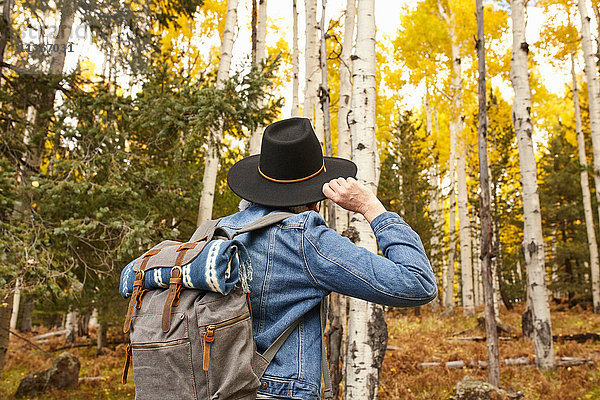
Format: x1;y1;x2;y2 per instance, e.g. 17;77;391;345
323;177;348;201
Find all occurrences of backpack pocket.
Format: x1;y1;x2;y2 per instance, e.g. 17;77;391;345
130;312;197;400
201;312;260;399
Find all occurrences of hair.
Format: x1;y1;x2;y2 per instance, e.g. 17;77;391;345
238;200;319;214
288;204;317;214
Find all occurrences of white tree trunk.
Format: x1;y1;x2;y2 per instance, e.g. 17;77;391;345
249;0;267;155
88;308;99;330
510;0;555;369
571;53;600;313
344;1;385;398
291;0;300;117
578;0;600;238
65;310;78;343
438;3;461;314
444;130;456;312
441;3;474;316
335;0;355;233
197;0;238;224
9;278;21;331
427;95;441;312
472;221;482;307
457;153;474;315
304;0;323;144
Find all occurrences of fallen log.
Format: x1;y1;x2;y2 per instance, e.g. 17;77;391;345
32;330;69;340
452;336;520;342
413;356;592;369
450;333;600;343
53;339;123;351
553;333;600;343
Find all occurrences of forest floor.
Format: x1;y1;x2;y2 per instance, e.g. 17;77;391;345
1;303;599;399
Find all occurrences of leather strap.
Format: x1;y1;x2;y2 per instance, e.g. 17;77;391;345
190;218;223;242
231;212;296;238
123;270;145;333
319;299;333;399
161;245;188;332
122;344;132;384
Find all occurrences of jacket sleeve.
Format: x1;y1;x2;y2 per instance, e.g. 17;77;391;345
301;211;438;307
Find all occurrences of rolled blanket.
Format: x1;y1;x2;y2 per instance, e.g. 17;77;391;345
119;239;251;298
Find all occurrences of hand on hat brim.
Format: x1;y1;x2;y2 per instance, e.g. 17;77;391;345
323;177;387;223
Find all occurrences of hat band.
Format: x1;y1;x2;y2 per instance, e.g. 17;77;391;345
258;162;326;183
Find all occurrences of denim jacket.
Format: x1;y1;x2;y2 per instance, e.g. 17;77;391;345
218;204;437;400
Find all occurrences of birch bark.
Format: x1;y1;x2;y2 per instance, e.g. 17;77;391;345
319;0;335;228
444;122;456;312
9;278;21;330
0;291;12;374
291;0;300;117
329;4;355;393
578;0;600;313
440;6;474;315
249;0;267;155
438;2;463;313
304;0;323;144
197;0;238;224
510;0;555;369
571;53;600;313
335;0;355;232
476;0;500;385
344;1;386;398
427;94;441;312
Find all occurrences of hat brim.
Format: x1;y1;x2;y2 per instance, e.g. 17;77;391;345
227;155;358;207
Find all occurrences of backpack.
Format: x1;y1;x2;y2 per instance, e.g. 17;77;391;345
120;212;332;400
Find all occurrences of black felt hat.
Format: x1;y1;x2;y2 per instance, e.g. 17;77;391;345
227;117;357;207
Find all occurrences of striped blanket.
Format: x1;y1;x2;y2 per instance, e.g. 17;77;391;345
119;239;251;298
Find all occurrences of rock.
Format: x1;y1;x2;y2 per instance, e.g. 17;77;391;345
452;376;524;400
15;352;80;398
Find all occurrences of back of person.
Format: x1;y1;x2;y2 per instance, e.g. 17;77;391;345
222;117;437;399
217;200;437;399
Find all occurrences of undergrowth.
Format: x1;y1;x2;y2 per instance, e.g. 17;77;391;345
1;304;599;399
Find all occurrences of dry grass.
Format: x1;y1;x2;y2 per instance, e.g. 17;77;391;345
379;304;600;400
1;305;599;399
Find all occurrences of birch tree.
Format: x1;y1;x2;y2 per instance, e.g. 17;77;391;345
197;0;238;224
291;0;300;117
444;113;457;313
304;0;323;144
510;0;555;369
476;0;500;385
249;0;267;155
571;53;600;313
336;0;355;232
427;94;442;312
328;2;355;395
344;1;386;398
577;0;600;313
438;0;474;316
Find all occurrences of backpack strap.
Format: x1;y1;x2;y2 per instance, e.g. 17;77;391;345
231;212;296;238
260;300;333;399
189;218;224;242
319;299;333;399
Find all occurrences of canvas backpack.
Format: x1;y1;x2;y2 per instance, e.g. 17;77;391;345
120;212;332;400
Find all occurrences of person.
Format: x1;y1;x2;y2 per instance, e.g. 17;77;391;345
222;117;437;400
